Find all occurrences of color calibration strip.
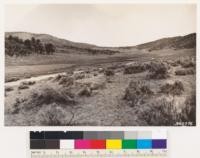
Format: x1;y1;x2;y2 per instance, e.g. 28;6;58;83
30;131;167;157
30;131;167;150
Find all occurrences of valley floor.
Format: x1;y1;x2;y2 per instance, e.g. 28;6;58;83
4;48;196;126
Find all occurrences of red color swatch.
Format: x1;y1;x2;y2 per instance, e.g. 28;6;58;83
90;140;106;149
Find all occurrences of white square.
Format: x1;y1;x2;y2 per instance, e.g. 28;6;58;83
60;140;74;149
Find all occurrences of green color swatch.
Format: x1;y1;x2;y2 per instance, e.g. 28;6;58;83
122;140;137;149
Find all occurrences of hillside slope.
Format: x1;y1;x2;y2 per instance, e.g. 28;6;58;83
136;33;196;51
5;32;122;55
5;32;96;49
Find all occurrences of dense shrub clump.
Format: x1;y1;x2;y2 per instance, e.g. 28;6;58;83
138;98;180;126
175;69;195;76
177;57;195;68
160;81;184;95
146;61;170;79
138;94;196;126
124;80;153;106
37;103;74;126
180;94;196;125
104;69;115;76
124;62;145;74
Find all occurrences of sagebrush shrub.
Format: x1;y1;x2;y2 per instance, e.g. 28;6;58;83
124;62;145;74
138;98;180;126
177;57;195;68
146;61;170;79
14;86;76;112
175;69;195;76
160;81;184;95
124;80;153;106
104;69;115;76
37;103;69;126
180;94;196;125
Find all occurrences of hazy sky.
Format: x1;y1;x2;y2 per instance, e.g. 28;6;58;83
5;4;196;47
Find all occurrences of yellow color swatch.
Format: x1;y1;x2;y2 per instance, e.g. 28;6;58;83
106;139;122;149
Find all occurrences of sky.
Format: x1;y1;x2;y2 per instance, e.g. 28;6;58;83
5;4;196;47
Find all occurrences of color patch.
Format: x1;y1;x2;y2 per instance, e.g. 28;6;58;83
60;140;74;149
45;140;60;149
75;140;91;149
137;131;152;139
30;131;45;139
30;140;45;149
83;132;98;139
108;132;124;139
152;139;167;149
124;132;137;139
106;139;122;149
97;132;111;139
45;131;83;139
90;140;106;149
137;139;152;149
122;140;137;149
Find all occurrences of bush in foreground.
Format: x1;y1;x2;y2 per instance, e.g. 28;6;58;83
146;61;170;79
124;80;153;106
37;103;75;126
138;98;180;126
11;86;76;113
138;94;196;126
180;94;196;125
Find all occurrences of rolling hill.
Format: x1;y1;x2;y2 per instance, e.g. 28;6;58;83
136;33;196;51
5;32;196;56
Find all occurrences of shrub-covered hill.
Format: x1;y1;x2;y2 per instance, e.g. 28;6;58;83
136;33;196;51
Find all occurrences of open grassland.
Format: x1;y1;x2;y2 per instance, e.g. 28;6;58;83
5;48;194;81
5;48;196;126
